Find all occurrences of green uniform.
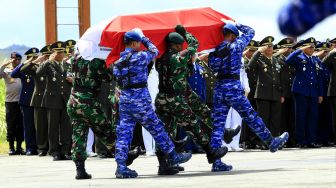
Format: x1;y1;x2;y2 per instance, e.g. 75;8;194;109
155;32;211;145
67;57;115;161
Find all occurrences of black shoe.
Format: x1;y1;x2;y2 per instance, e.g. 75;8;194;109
172;136;191;153
224;125;241;144
174;165;184;171
75;161;92;180
15;148;26;155
323;142;335;147
307;143;321;148
53;154;61;161
61;154;72;160
9;149;16;155
126;146;141;166
38;151;48;157
260;145;269;150
156;151;179;175
202;144;228;164
26;150;38;156
192;144;205;154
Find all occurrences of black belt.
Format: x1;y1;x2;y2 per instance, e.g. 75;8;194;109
118;82;148;90
72;85;99;95
158;88;184;95
217;74;240;80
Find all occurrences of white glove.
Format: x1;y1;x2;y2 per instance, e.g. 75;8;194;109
132;28;145;38
221;19;236;26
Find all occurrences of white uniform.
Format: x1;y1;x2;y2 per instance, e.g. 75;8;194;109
141;67;157;156
86;128;97;157
223;58;250;151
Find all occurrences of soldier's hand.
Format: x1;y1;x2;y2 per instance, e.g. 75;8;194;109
3;58;13;66
244;91;249;97
278;48;288;54
175;25;187;37
198;53;209;63
318;96;323;104
49;52;56;61
299;45;311;51
330;47;336;54
132;28;145;38
281;97;285;104
66;76;73;83
258;46;268;53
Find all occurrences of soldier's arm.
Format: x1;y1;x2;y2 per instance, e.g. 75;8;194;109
180;32;199;59
322;51;336;70
232;23;255;53
10;63;23;78
248;51;261;70
0;63;8;79
285;49;302;67
20;62;37;75
36;61;48;76
97;59;113;82
141;37;159;65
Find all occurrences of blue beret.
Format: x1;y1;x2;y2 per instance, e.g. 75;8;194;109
10;52;22;59
124;31;142;42
223;23;239;36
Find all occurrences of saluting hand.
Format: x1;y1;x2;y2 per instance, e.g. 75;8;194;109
281;97;285;104
258;46;268;54
318;96;323;104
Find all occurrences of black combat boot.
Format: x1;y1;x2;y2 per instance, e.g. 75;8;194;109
201;144;228;164
224;125;241;144
8;141;16;155
156;151;179;175
172;136;190;153
75;161;92;180
126;146;141;166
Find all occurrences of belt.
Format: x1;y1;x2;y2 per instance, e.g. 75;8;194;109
217;74;240;80
119;82;148;90
72;85;99;95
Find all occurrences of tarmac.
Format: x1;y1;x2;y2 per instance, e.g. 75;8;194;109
0;148;335;188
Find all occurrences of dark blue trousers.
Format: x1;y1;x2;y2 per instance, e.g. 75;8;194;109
21;105;37;151
293;93;318;145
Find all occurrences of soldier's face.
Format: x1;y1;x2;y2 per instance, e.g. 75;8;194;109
304;46;315;56
54;51;65;61
265;45;273;56
132;41;141;51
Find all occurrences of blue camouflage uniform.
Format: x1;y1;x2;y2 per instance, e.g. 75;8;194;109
113;37;175;169
11;63;37;153
278;0;336;36
187;62;206;103
285;49;323;145
209;24;274;151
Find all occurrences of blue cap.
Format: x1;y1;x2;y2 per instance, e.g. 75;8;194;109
10;52;22;59
124;31;142;42
223;23;239;36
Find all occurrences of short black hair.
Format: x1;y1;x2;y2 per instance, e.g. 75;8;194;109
223;29;236;37
124;39;133;46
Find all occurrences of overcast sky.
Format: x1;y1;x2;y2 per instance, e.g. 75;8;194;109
0;0;335;49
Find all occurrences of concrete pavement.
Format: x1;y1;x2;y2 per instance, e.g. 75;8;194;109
0;148;335;188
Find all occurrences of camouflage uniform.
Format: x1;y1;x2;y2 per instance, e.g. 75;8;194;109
113;36;175;168
209;24;274;150
67;57;115;161
155;32;211;145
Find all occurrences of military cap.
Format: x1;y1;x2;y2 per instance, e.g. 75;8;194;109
50;41;66;52
315;42;330;50
124;31;142;42
301;37;316;47
329;38;336;43
65;39;76;48
166;32;185;44
40;45;52;55
292;40;304;50
65;47;74;55
24;47;39;57
246;40;259;50
273;44;281;51
259;36;274;46
10;52;22;59
277;37;295;48
223;23;239;36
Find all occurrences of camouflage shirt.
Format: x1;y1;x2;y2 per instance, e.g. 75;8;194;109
156;32;199;94
71;57;113;98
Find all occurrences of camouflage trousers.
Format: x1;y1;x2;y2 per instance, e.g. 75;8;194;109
116;100;175;165
67;94;116;162
155;90;212;145
210;83;273;149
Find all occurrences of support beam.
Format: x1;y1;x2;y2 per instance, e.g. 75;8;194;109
44;0;57;44
78;0;91;37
